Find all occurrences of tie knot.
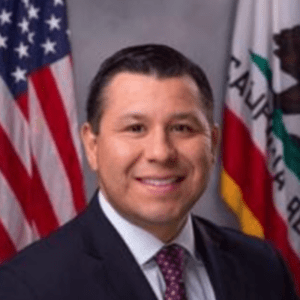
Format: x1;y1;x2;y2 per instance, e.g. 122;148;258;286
155;244;185;284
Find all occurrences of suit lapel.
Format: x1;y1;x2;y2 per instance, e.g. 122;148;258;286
80;193;158;300
193;217;248;300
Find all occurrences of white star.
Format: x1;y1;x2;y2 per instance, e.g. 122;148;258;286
21;0;30;8
45;14;61;31
18;18;30;34
41;38;56;55
53;0;64;6
28;5;40;20
14;42;29;59
0;9;12;25
66;28;71;37
28;31;35;44
11;66;27;83
0;34;8;49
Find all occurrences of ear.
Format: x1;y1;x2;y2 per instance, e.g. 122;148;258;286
80;122;99;171
210;124;220;163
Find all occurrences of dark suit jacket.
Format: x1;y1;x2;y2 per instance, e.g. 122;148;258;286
0;192;298;300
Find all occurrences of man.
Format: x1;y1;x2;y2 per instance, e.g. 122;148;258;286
0;44;298;300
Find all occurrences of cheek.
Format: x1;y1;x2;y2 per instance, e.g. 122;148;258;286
98;137;141;177
183;142;214;179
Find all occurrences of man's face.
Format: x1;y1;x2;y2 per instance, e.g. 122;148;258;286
82;72;218;239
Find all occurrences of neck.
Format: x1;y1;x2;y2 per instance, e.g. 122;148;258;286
142;216;188;243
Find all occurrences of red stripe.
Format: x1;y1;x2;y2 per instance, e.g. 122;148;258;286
16;92;29;121
31;159;59;237
0;124;59;238
30;67;86;213
0;124;32;222
222;106;300;291
0;220;16;264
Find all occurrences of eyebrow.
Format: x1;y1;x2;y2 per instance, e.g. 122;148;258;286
118;113;147;122
169;112;202;122
169;113;209;130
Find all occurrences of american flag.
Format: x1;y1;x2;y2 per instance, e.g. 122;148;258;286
0;0;86;263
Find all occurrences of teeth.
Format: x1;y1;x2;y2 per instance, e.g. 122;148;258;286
142;178;178;186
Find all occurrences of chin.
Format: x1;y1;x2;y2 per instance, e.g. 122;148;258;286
136;206;187;226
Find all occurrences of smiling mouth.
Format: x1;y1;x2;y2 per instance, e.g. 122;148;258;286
136;177;185;186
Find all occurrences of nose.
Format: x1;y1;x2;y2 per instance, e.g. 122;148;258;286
144;128;177;165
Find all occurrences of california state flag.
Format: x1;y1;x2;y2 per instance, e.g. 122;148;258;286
221;0;300;292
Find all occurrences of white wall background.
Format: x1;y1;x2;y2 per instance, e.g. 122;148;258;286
66;0;239;228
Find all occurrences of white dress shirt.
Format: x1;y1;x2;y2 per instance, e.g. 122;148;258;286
99;191;216;300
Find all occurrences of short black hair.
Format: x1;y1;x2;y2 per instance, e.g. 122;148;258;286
86;44;214;133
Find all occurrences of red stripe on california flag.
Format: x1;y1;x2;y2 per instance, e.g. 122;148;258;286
31;160;59;237
222;106;272;226
30;67;86;213
222;106;300;285
0;221;16;263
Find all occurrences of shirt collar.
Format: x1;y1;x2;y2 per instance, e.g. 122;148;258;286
98;191;197;266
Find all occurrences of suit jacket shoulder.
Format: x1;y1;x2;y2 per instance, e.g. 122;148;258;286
192;215;299;300
0;193;157;300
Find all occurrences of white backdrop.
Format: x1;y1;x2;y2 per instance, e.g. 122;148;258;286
67;0;239;228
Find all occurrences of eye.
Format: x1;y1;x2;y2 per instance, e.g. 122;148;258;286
171;124;195;133
127;124;145;133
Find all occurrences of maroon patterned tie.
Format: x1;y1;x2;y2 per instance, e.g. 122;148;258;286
155;244;187;300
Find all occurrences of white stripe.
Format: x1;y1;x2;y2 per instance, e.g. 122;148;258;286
0;77;31;174
50;56;83;165
0;173;36;251
28;79;76;225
